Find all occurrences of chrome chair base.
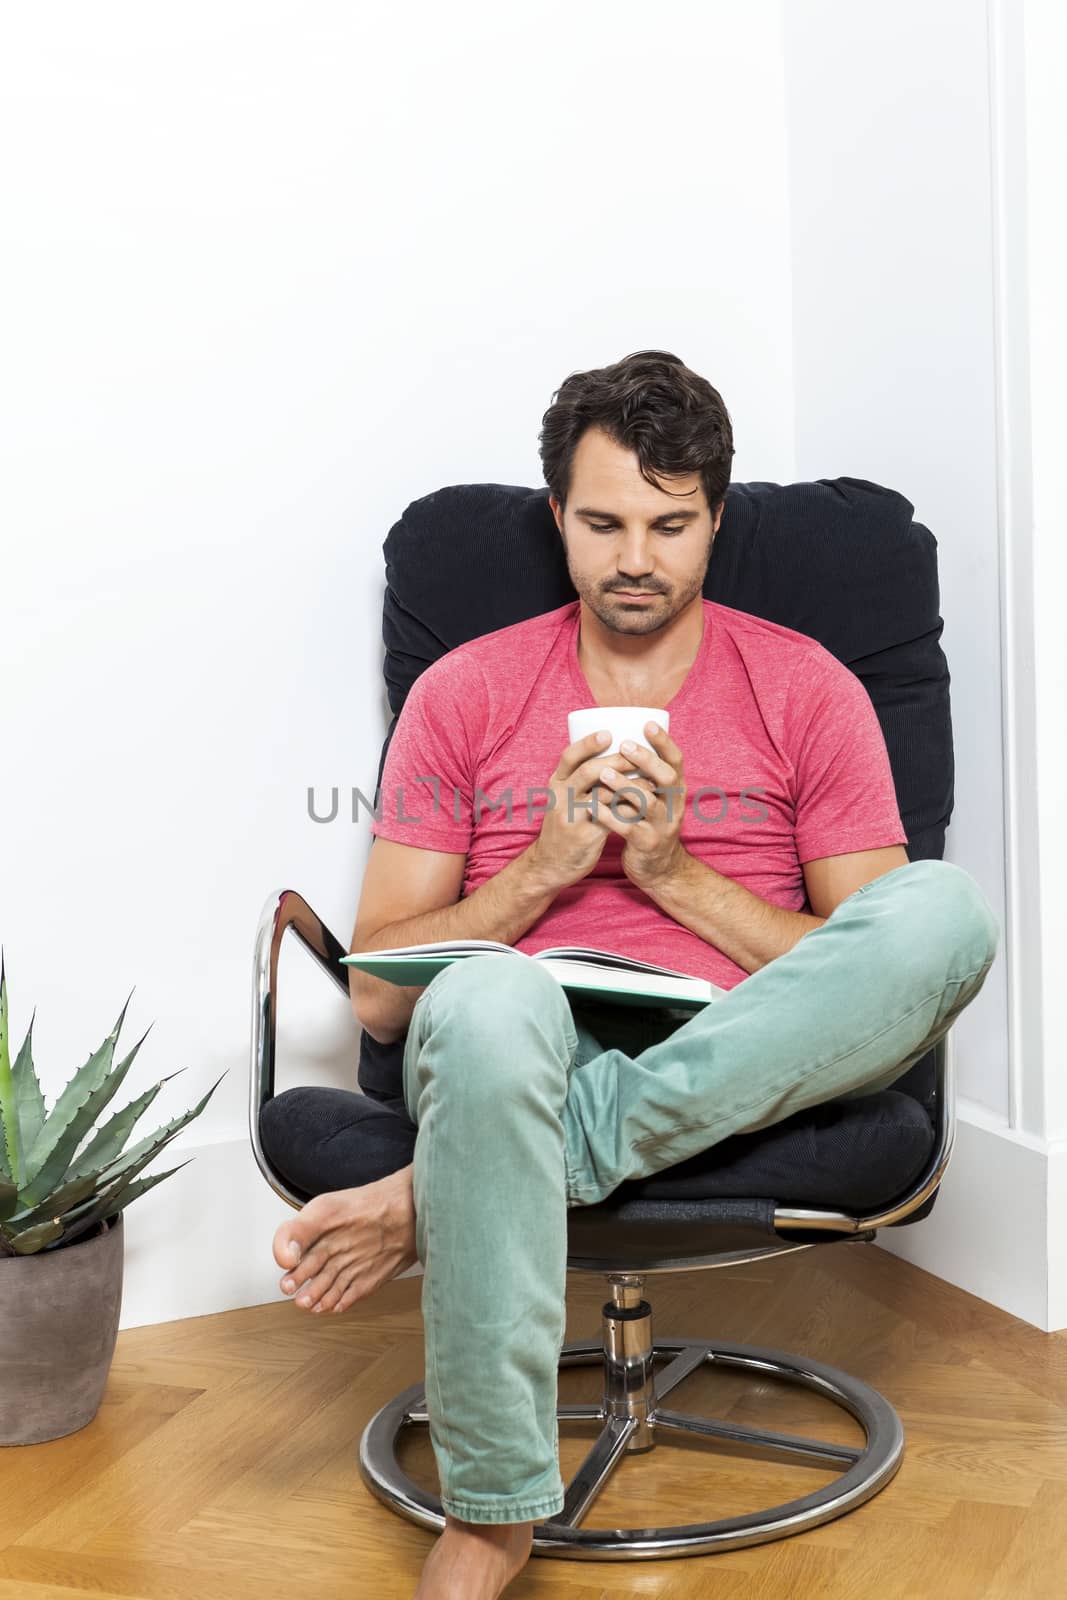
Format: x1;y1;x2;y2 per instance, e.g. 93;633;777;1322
358;1277;904;1560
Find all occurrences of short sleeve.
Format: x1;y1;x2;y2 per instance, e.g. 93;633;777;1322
788;649;909;864
369;649;487;854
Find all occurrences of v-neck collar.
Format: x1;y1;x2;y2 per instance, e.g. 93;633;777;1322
566;598;712;713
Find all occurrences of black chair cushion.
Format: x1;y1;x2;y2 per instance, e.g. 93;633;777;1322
260;1088;416;1201
259;1083;933;1220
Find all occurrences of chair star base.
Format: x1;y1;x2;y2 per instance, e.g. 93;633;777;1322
358;1275;904;1560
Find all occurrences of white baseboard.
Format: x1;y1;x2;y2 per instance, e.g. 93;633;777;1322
877;1098;1067;1332
1043;1139;1067;1331
117;1112;1066;1334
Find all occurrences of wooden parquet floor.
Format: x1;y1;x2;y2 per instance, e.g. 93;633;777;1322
3;1239;1066;1599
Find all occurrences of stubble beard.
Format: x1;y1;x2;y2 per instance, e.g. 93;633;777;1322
566;556;710;637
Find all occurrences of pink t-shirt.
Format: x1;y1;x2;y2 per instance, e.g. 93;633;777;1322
368;599;908;991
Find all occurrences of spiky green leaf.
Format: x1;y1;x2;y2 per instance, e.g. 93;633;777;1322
68;1067;185;1181
19;993;133;1184
0;953;14;1185
43;1159;194;1252
18;1017;147;1208
92;1071;225;1189
63;1125;181;1220
7;1166;109;1231
13;1010;46;1162
10;1217;64;1254
1;1122;181;1251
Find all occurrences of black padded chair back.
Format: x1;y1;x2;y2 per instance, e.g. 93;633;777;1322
359;478;953;1113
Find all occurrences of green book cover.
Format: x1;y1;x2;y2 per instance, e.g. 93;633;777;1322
341;947;718;1012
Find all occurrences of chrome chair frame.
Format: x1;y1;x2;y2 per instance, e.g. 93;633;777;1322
251;886;953;1558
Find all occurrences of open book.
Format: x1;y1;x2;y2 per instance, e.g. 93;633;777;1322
341;939;725;1012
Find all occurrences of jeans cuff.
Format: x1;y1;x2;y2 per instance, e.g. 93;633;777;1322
441;1489;565;1524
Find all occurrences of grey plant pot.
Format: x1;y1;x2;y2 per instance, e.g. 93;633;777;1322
0;1211;125;1447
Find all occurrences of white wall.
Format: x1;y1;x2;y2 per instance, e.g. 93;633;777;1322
8;0;1059;1335
1021;0;1067;1145
0;2;796;1329
781;0;1067;1329
783;0;1008;1119
1015;0;1067;1325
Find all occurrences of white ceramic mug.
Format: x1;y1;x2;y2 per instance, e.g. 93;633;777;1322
567;706;670;777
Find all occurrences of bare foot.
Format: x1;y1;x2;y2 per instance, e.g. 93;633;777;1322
273;1163;417;1314
414;1514;534;1599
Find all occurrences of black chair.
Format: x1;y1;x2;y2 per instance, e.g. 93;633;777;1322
250;477;955;1558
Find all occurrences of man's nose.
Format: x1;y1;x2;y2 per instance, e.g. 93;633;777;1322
616;535;655;576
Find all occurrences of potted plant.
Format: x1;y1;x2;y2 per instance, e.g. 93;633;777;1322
0;953;224;1446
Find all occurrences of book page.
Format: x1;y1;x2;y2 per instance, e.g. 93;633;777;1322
533;946;700;980
348;938;517;959
537;958;712;1006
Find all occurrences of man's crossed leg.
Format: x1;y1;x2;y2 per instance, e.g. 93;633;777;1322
273;857;998;1597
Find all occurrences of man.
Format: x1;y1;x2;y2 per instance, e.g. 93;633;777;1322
273;351;999;1600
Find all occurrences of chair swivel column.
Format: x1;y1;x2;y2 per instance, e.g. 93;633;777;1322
602;1274;656;1452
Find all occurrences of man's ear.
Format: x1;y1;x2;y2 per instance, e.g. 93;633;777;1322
711;500;725;535
549;494;564;535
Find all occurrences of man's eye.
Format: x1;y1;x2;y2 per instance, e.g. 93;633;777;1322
590;524;685;535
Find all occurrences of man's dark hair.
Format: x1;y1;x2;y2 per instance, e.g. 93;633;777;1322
538;349;735;514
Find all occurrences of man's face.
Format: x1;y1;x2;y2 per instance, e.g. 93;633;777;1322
549;425;722;636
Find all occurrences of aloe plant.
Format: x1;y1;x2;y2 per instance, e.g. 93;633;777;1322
0;952;224;1257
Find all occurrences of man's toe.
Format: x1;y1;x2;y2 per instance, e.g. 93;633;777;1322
272;1225;308;1271
273;1194;336;1270
295;1261;344;1308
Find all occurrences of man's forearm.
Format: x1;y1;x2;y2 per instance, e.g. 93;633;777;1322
356;845;561;1044
641;849;825;975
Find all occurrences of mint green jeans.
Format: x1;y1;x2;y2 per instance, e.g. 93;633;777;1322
401;859;999;1524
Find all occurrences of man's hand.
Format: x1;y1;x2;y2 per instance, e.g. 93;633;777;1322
593;720;690;890
527;729;651;892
